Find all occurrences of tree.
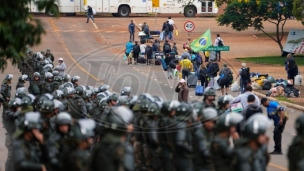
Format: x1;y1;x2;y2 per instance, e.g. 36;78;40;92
0;0;59;72
217;0;293;54
292;0;304;25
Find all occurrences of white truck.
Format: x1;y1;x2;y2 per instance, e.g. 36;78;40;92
28;0;218;17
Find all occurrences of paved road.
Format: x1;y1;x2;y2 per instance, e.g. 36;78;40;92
0;16;302;171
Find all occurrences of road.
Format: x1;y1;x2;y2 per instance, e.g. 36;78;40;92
0;16;303;171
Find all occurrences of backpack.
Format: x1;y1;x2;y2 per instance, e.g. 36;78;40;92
169;24;174;31
196;54;202;65
133;44;140;53
164;44;170;51
208;63;219;75
218;38;224;46
262;81;272;90
220;69;231;80
240;67;250;80
146;46;152;55
144;26;150;34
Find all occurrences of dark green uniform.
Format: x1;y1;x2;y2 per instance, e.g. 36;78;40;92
68;97;88;119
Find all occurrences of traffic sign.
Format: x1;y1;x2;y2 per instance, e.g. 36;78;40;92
184;21;195;32
205;46;230;51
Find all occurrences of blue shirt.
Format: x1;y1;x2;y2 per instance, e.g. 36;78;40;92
129;23;135;33
125;42;134;53
266;101;280;126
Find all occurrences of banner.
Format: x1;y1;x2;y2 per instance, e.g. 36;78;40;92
283;29;304;54
190;28;212;52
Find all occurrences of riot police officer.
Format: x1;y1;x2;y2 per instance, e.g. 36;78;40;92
288;114;304;171
16;75;28;90
232;114;270;171
1;74;13;111
107;93;118;107
117;95;129;106
217;95;231;116
43;72;54;94
210;112;243;171
90;106;134;171
84;90;94;112
71;76;80;88
192;107;218;171
202;87;216;109
40;100;55;138
17;95;35;123
121;86;132;97
63;119;96;171
13;112;47;171
29;72;43;98
62;74;70;83
68;86;88;119
45;48;55;62
44;112;72;171
53;75;63;91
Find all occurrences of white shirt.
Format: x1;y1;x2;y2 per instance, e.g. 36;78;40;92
140;44;146;53
168;19;175;25
54;62;66;76
214;37;224;46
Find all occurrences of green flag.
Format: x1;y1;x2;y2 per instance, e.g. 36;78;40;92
190;29;212;52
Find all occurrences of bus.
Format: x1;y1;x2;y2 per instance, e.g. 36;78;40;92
28;0;218;17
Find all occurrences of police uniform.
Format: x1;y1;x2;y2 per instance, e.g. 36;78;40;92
68;86;88;119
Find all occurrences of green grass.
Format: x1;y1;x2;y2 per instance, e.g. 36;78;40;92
236;56;304;66
275;96;294;104
254;32;289;38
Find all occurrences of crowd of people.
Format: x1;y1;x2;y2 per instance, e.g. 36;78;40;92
1;45;299;170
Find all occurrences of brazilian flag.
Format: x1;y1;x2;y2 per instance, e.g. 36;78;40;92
190;29;212;52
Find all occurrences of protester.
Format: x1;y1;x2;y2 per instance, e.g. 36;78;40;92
198;64;209;87
207;59;219;88
163;40;171;54
125;40;134;65
231;85;260;108
261;97;287;155
86;6;95;23
145;43;153;65
203;51;210;62
140;41;146;57
235;63;251;93
179;54;192;80
175;79;189;102
165;53;174;79
54;58;66;76
218;63;233;95
286;53;297;85
172;42;178;55
132;41;140;64
162;21;169;41
167;17;177;41
240;94;263;131
128;20;135;41
214;34;224;61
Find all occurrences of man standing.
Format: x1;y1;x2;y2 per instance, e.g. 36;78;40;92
207;59;219;88
45;48;54;62
175;79;189;102
163;40;171;54
218;63;233;95
286;53;297;85
261;97;287;155
231;85;260;109
128;20;135;41
125;40;134;65
86;6;95;23
167;17;177;41
179;55;192;80
54;58;66;76
235;63;251;93
214;34;224;62
132;41;140;65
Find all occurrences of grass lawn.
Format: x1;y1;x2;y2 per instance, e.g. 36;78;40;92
275;96;294;104
236;56;304;66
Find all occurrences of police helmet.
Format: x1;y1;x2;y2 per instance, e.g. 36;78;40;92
118;96;129;106
175;102;192;120
168;100;180;111
63;82;74;89
45;72;53;79
5;74;13;81
108;93;119;102
74;86;85;98
147;102;161;116
84;90;93;99
98;84;110;93
63;87;75;97
21;95;35;106
153;96;164;103
8;98;21;108
202;108;218;122
121;87;132;96
55;112;72;125
63;74;70;82
86;86;94;91
104;106;134;132
15;87;28;99
18;75;28;82
191;102;204;120
53;99;64;110
52;90;64;100
160;102;170;115
42;59;50;66
40;100;54;113
52;70;59;76
23;112;42;130
53;75;63;82
140;98;153;112
242;114;271;139
99;97;108;109
37;94;53;108
70;119;96;142
129;96;138;105
93;88;99;95
204;87;216;96
71;76;80;83
216;112;244;132
33;72;41;78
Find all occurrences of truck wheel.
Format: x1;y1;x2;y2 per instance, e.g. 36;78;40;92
184;6;196;17
118;6;130;17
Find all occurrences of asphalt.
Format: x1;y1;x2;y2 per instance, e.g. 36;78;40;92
0;16;302;171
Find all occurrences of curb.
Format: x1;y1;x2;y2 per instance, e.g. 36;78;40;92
253;91;304;111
